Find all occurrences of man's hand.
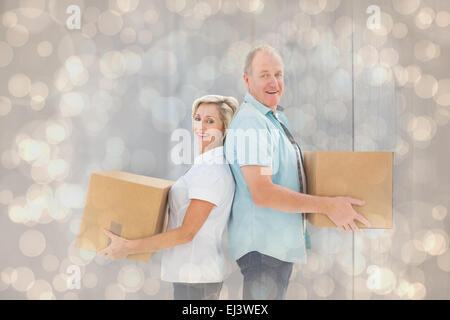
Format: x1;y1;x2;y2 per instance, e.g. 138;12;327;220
325;196;371;232
98;229;130;261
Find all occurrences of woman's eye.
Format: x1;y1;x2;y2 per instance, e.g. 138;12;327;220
194;117;201;121
207;119;214;124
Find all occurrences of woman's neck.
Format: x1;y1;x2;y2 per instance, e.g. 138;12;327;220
199;143;222;155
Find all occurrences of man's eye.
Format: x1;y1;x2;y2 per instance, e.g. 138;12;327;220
261;74;268;78
276;73;283;78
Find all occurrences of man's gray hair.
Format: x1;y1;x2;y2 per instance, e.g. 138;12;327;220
244;44;283;75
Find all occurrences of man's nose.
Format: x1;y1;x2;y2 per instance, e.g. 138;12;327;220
268;75;278;87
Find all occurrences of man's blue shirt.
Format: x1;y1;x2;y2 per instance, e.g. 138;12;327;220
224;92;310;264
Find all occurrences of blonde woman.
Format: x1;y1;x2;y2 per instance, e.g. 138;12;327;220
100;95;239;300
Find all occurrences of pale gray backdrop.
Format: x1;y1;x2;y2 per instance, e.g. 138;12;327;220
0;0;449;299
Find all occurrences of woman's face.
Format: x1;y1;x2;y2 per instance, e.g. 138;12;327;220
193;103;224;153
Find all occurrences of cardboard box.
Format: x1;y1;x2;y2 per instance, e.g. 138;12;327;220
303;151;393;229
76;171;174;262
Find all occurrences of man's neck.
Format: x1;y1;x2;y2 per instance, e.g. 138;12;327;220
247;92;278;113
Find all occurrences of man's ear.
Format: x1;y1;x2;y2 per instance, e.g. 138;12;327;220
243;73;250;90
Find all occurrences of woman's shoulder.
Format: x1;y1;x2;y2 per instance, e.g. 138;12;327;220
188;162;235;186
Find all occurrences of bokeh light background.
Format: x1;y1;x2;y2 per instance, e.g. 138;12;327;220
1;0;449;300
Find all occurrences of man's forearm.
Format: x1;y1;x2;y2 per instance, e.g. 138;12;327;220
254;182;332;214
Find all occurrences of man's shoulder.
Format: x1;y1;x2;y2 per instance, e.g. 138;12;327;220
230;102;267;127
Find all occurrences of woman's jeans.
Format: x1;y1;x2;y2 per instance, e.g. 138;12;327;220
236;251;293;300
173;282;223;300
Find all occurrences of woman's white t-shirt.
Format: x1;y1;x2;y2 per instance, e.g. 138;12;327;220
160;146;235;283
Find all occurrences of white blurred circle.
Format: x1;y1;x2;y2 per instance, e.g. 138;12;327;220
0;96;12;116
432;205;447;221
27;279;54;300
436;11;450;27
392;22;408;39
105;283;126;300
20;0;46;18
52;273;70;292
299;0;327;15
286;282;308;299
437;249;450;272
8;73;31;98
421;229;449;256
143;278;160;295
117;0;140;12
434;79;450;106
98;10;123;36
6;24;29;47
2;11;18;28
100;51;126;79
19;230;46;257
366;266;397;295
392;0;421;15
313;275;335;297
59;92;89;117
414;40;439;62
415;7;435;30
30;81;49;102
408;116;436;142
0;41;13;67
11;267;35;292
407;282;426;300
117;264;145;293
166;0;186;13
406;65;422;84
414;74;438;99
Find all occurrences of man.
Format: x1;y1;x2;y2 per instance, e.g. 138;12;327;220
224;45;371;300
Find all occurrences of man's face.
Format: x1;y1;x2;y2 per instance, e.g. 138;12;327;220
243;51;284;109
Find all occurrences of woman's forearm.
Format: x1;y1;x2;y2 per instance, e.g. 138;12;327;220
126;227;192;255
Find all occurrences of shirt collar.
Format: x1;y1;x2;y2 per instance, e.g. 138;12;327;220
244;92;284;116
194;146;225;165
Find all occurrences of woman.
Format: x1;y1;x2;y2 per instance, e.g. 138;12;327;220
99;95;239;300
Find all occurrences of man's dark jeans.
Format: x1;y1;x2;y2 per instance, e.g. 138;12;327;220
236;251;293;300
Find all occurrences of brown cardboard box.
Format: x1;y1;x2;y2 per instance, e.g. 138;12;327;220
76;171;174;262
303;151;393;229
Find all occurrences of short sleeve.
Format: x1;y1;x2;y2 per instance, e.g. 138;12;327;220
186;166;224;206
225;115;276;168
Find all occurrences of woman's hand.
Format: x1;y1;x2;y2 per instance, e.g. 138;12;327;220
98;229;131;261
325;196;371;232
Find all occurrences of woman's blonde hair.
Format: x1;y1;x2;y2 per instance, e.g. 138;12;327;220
191;95;239;134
